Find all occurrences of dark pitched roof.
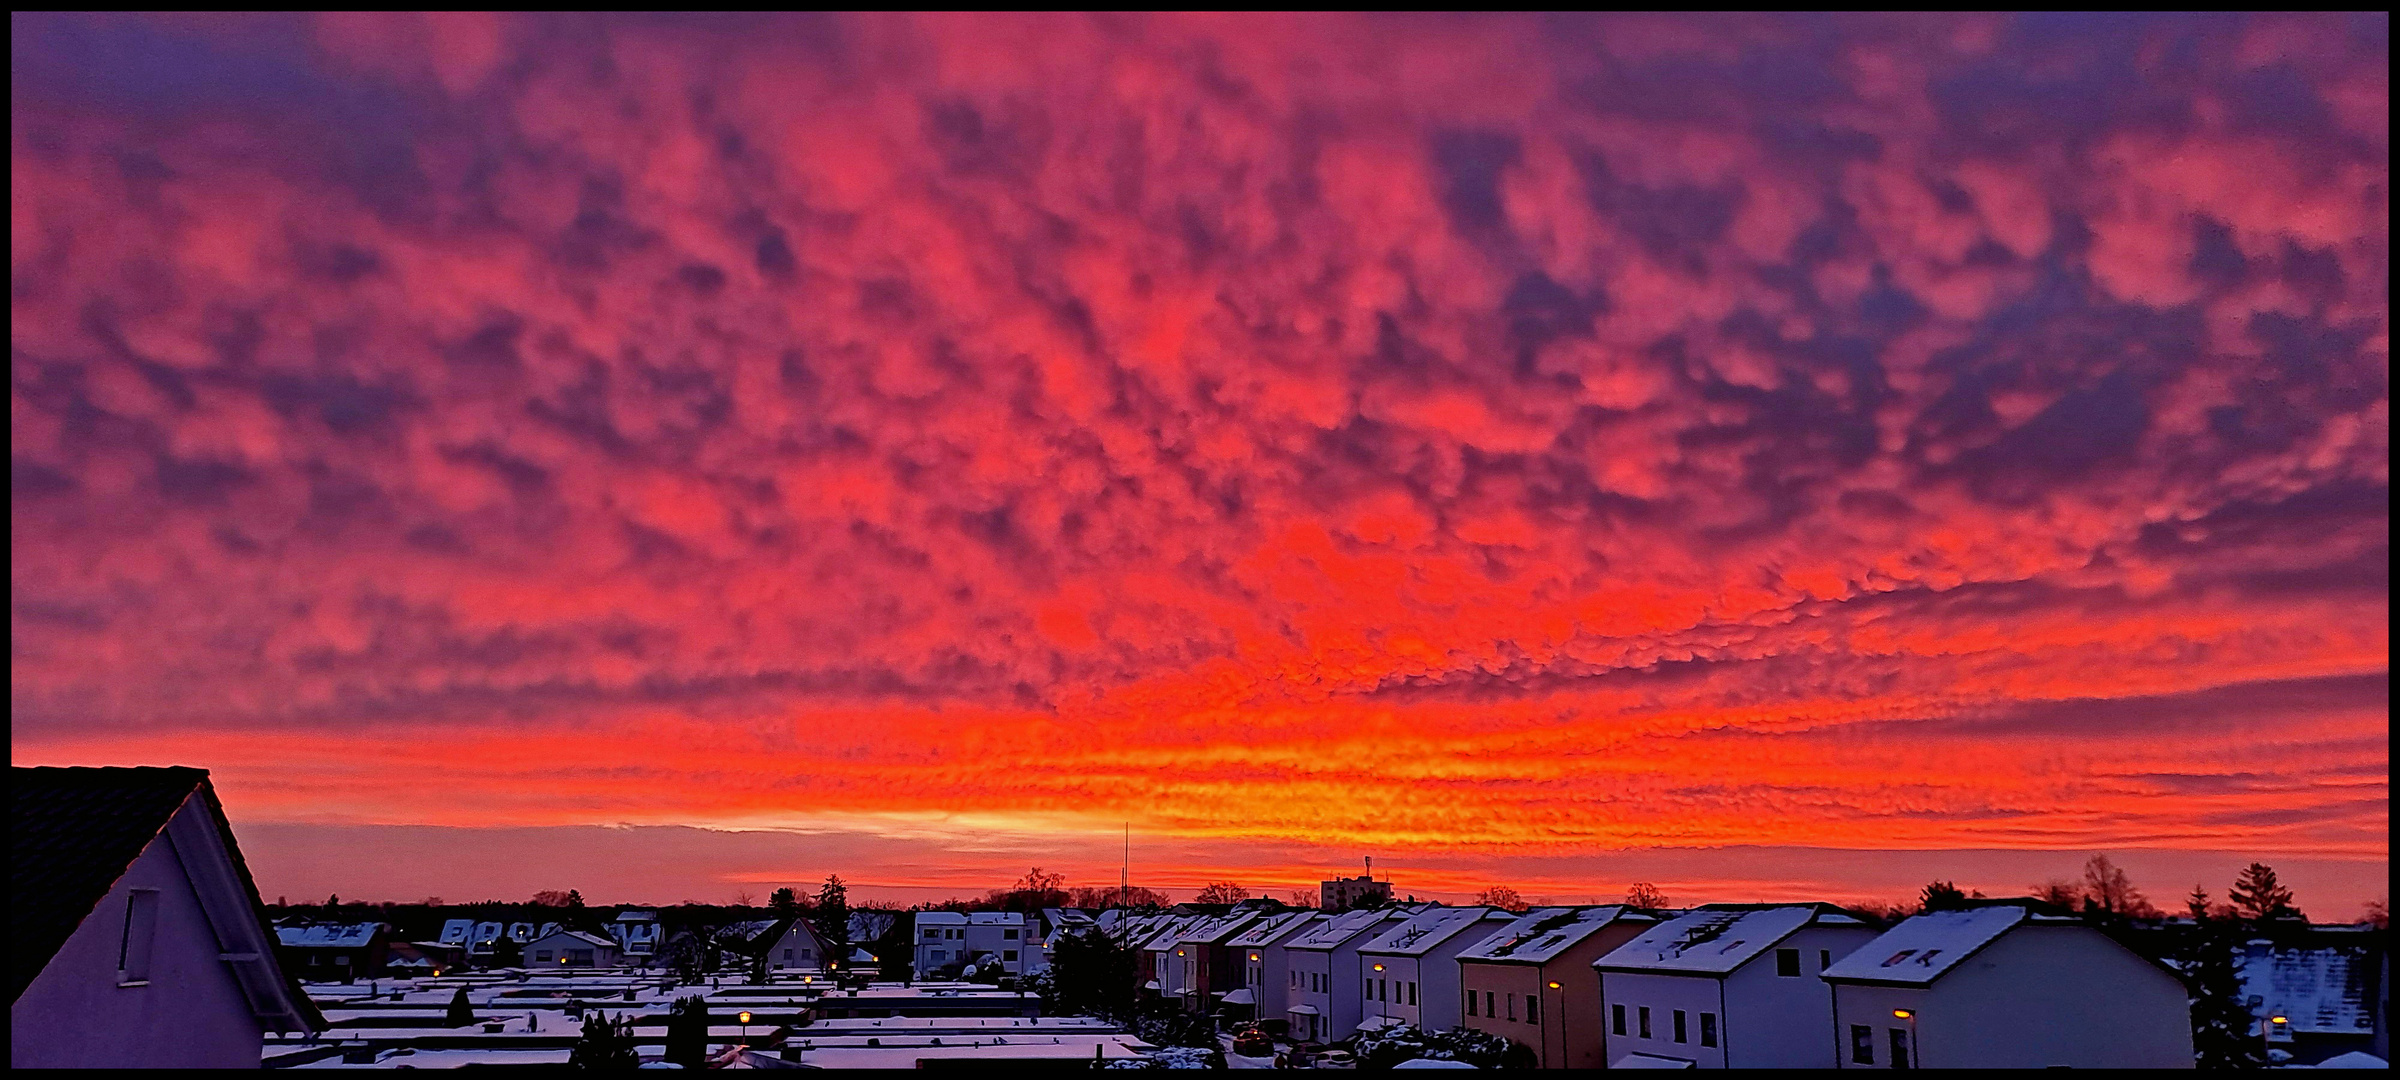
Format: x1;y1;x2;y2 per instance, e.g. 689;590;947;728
13;766;210;1001
12;766;324;1030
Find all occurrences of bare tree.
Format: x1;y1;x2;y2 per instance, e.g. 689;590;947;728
1625;883;1670;909
2030;879;2081;909
1474;887;1528;913
1285;890;1319;909
731;889;756;908
1194;881;1250;905
2363;898;2388;929
2082;854;2154;916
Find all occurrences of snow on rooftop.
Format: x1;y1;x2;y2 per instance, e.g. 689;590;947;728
1594;906;1825;975
278;923;381;948
968;911;1025;925
916;911;969;924
1821;906;2026;985
1288;908;1402;950
1457;907;1643;964
1363;907;1507;957
1229;911;1320;948
2240;942;2378;1034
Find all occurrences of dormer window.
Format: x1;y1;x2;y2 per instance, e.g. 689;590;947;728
1880;950;1916;967
1915;949;1942;965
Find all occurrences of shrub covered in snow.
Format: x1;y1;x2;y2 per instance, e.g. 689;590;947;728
1350;1024;1526;1069
1104;1045;1225;1069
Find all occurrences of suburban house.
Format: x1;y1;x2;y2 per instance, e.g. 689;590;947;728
525;929;621;968
2237;924;2386;1066
760;918;833;973
966;911;1033;976
1456;906;1657;1070
1594;904;1880;1068
1166;910;1263;1015
1030;908;1097;973
1140;912;1219;999
914;912;969;976
605;909;661;959
383;940;467;976
1283;907;1410;1043
273;922;389;982
1229;911;1321;1027
1824;903;2194;1069
1358;906;1514;1032
13;766;324;1069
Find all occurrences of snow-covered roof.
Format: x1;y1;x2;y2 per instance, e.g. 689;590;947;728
1595;905;1849;975
612;909;657;922
1362;907;1508;957
277;922;381;948
437;919;477;945
969;911;1026;926
530;929;617;949
849;911;898;941
2239;942;2379;1034
1178;911;1262;946
1456;907;1646;964
916;911;969;925
1140;914;1217;951
1229;911;1321;949
1821;906;2026;986
1287;908;1402;950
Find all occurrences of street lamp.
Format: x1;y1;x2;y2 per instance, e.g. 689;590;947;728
738;1010;752;1046
1893;1009;1917;1068
1372;964;1387;1023
2264;1014;2289;1059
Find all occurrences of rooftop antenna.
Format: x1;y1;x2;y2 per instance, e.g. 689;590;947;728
1121;822;1129;911
1365;855;1372;881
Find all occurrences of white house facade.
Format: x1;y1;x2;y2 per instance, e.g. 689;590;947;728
1595;904;1879;1068
914;912;969;975
1283;908;1407;1044
1358;906;1512;1032
1825;905;2194;1069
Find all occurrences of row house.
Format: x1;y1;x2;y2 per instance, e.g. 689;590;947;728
1358;906;1514;1032
1823;904;2193;1069
1595;904;1878;1068
1283;908;1410;1043
526;929;621;968
1139;912;1219;998
1456;906;1656;1069
967;911;1032;977
1228;911;1321;1026
274;922;389;982
1165;911;1263;1014
913;912;969;976
606;908;660;958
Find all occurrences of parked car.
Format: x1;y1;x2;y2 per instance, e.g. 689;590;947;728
1313;1048;1356;1069
1232;1027;1274;1056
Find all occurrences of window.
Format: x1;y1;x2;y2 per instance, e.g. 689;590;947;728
1526;994;1539;1025
535;950;552;963
1851;1025;1875;1065
1638;1006;1652;1039
119;888;159;984
784;949;794;961
1315;973;1324;993
1889;1028;1911;1069
1700;1013;1717;1048
925;929;941;939
1408;981;1417;1006
1004;950;1018;961
1613;1004;1627;1036
1004;929;1019;940
1673;1009;1688;1043
1505;993;1515;1021
1820;949;1831;971
931;949;945;961
1366;978;1374;1000
567;949;593;965
1487;991;1497;1019
1466;987;1478;1016
1776;948;1801;977
1379;978;1388;1001
1879;950;1915;967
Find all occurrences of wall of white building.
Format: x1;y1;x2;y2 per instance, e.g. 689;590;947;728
1832;924;2193;1069
1719;924;1877;1068
11;812;265;1069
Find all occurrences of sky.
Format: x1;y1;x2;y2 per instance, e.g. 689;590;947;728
10;12;2388;915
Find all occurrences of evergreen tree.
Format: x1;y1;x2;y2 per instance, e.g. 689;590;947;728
769;887;801;916
665;995;710;1069
1036;927;1140;1023
2177;906;2267;1069
811;876;851;970
569;1013;640;1069
445;987;476;1027
566;889;585;909
2229;863;2299;923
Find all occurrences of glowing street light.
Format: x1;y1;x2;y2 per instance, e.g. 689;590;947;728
738;1010;752;1044
1893;1009;1918;1066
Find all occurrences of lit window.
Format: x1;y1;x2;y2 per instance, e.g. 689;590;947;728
1851;1025;1875;1065
1612;1004;1626;1036
1673;1009;1688;1043
1700;1012;1717;1048
1776;949;1801;977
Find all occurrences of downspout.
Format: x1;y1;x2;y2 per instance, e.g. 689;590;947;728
1717;974;1729;1069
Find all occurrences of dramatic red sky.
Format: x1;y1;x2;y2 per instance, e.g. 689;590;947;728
12;13;2388;913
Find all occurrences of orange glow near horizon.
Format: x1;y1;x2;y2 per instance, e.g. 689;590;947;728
9;13;2389;913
